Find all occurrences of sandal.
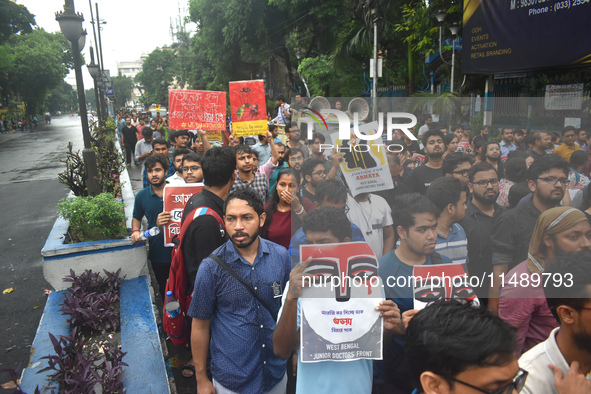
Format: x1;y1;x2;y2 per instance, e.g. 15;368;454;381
181;363;195;379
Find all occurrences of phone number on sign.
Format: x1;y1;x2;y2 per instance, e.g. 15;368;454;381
501;272;573;288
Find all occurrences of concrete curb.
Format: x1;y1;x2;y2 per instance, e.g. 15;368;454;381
20;277;170;393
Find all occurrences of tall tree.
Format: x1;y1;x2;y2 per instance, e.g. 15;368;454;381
136;49;176;106
0;0;36;45
9;29;73;115
111;75;134;107
46;81;76;114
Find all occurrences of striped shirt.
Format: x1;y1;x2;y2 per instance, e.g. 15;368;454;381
436;223;468;267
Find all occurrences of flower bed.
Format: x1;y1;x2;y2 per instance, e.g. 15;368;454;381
20;276;170;393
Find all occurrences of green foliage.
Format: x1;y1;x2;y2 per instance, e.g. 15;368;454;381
298;56;332;96
136;49;177;106
45;81;76;114
6;28;73;116
0;0;36;45
57;193;127;242
111;75;134;107
85;87;96;110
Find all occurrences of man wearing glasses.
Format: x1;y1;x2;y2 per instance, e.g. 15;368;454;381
553;126;581;162
460;162;504;307
442;152;475;186
489;155;570;314
405;300;528;394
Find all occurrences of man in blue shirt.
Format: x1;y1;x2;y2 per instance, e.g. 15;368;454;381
499;127;517;160
188;188;291;394
252;134;272;166
376;193;453;393
131;154;173;300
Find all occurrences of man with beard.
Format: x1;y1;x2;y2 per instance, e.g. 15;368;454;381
481;141;505;177
166;148;191;185
170;129;191;152
459;162;504;306
553;126;581;162
520;250;591;393
299;158;326;204
404;130;446;194
229;145;270;203
285;122;309;159
489;155;570;314
528;131;554;161
500;207;591;355
268;142;288;192
131;154;173;299
189;188;291;394
500;128;517;160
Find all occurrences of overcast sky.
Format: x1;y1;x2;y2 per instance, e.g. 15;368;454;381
17;0;194;87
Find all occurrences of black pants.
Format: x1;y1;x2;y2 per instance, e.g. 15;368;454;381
124;143;135;164
150;260;171;301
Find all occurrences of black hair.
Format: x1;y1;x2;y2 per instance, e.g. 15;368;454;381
224;187;264;217
570;149;588;168
262;168;297;238
514;128;525;137
258;134;267;142
251;149;259;161
315;179;347;205
286;147;303;162
480;141;501;162
583;183;591;211
506;150;531;161
285;121;293;132
533;131;549;143
392;193;439;233
201;146;236;187
312;132;325;143
471;135;487;154
441;152;474;176
171;129;190;143
527;154;569;181
152;138;167;148
562;125;576;137
302;206;352;242
172;148;191;159
234;144;253;156
182;152;202;166
426;177;469;213
276;94;286;103
508;183;531;209
421;129;445;147
577;128;587;137
144;153;169;172
544;250;591;323
468;162;498;182
142;128;153;138
301;157;325;178
268;124;277;133
504;157;528;183
405;300;517;391
443;133;458;148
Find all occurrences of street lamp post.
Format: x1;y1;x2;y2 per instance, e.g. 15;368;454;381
87;48;103;126
56;0;100;196
434;11;461;93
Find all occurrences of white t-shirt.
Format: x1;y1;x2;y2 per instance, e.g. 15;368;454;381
346;194;393;260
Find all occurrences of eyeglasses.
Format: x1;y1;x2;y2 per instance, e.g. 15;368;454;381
536;176;568;186
182;166;201;173
444;368;528;394
471;179;499;187
453;170;470;177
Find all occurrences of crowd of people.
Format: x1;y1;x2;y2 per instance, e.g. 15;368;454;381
126;103;591;393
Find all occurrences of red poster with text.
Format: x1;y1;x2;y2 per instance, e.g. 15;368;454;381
163;184;204;246
169;89;226;130
229;80;268;137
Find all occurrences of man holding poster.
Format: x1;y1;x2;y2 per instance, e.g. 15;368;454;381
273;207;402;394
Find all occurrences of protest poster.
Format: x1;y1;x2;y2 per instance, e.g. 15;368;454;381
412;263;479;310
229;80;268;137
299;242;383;363
330;122;394;196
169;89;226;130
163;184;204;246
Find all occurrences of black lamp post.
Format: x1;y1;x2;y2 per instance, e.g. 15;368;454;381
56;0;100;196
87;49;103;126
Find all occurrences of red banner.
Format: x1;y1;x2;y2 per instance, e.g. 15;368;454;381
163;184;204;246
169;89;226;130
229;80;268;137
